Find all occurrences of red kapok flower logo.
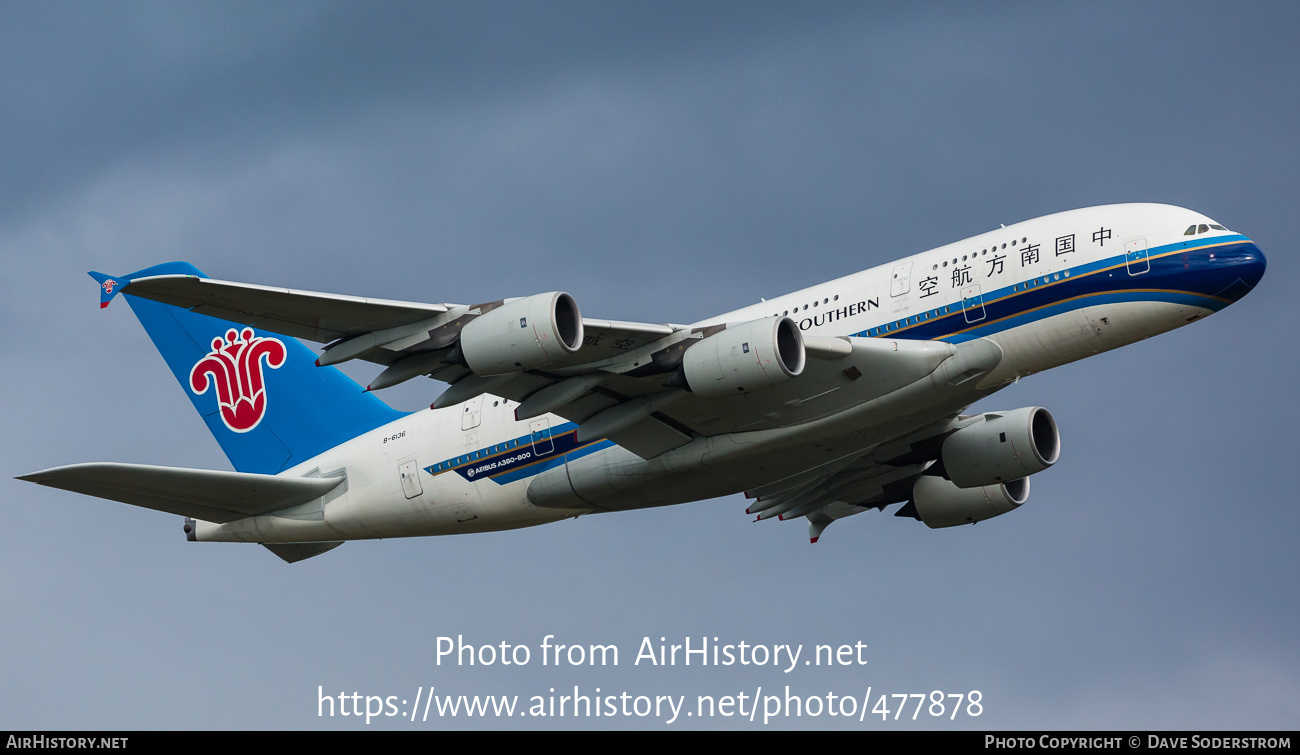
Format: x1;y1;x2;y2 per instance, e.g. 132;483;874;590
188;328;287;433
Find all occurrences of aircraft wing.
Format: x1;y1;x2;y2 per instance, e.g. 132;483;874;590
425;328;993;458
121;274;675;367
122;274;452;347
737;416;953;539
18;463;345;523
118;272;995;460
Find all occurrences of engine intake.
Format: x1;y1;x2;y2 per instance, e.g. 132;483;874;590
940;406;1060;489
460;292;583;376
681;317;805;399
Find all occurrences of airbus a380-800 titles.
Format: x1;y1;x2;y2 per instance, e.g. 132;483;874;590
20;203;1266;562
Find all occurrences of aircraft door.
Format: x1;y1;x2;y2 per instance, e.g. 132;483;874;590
399;459;423;499
960;284;986;323
461;396;483;431
1125;238;1150;276
529;418;555;455
890;262;912;297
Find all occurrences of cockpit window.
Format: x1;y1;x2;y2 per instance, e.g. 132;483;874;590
1209;224;1227;231
1184;225;1197;236
1197;224;1209;234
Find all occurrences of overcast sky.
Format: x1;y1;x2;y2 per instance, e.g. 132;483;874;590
3;1;1298;730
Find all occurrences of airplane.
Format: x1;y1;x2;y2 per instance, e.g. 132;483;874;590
19;203;1266;562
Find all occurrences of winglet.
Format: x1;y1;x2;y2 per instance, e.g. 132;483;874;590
88;271;125;309
807;512;833;544
89;262;206;309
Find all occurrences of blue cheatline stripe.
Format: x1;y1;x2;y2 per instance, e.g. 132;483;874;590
852;236;1253;344
423;421;615;486
941;289;1226;344
489;440;617;485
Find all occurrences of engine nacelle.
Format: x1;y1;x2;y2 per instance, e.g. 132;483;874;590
940;406;1060;489
460;292;583;376
911;474;1030;529
681;317;805;399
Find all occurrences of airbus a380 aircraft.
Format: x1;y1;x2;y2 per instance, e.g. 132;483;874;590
20;204;1265;562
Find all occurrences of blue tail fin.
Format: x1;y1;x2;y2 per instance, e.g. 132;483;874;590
91;262;407;475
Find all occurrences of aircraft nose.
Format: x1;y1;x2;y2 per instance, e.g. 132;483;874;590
1211;241;1266;302
1237;243;1267;289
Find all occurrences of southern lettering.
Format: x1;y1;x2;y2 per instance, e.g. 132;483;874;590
797;299;877;330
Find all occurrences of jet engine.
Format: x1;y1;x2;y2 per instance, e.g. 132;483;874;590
459;292;583;376
680;317;805;399
940;406;1060;488
910;475;1030;528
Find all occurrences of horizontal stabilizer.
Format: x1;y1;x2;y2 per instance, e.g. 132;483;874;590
18;463;344;523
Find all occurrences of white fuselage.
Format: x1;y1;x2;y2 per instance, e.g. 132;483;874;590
193;204;1262;544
